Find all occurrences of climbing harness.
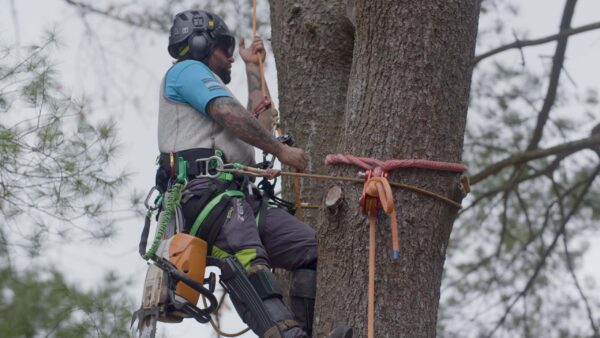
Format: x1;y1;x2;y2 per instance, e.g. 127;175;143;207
136;148;304;338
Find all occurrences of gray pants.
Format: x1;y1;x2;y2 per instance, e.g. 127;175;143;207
183;177;317;271
214;192;317;270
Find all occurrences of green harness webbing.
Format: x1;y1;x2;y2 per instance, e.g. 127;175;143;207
189;190;245;236
142;156;250;260
142;157;188;260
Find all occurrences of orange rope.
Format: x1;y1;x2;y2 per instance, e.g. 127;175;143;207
363;176;400;256
252;0;302;220
368;215;376;338
362;175;400;338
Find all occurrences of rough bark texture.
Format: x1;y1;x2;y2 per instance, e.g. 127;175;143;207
269;0;354;225
271;0;479;337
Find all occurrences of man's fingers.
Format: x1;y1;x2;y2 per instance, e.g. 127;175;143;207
252;40;264;53
239;37;246;50
265;169;281;179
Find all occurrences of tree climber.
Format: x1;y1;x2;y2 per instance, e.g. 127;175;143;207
155;9;350;338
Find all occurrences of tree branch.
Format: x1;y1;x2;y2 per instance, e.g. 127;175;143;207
559;200;600;338
525;0;577;152
470;134;600;185
473;21;600;65
484;164;600;338
461;158;561;213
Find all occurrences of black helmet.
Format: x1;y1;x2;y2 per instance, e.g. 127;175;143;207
168;10;235;60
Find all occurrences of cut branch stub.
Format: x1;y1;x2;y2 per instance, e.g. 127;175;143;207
325;185;344;209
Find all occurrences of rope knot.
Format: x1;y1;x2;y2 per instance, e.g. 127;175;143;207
359;169;400;259
372;166;384;177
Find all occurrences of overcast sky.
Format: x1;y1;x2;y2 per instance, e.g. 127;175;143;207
2;1;599;337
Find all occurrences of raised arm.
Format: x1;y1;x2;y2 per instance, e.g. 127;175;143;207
239;36;277;131
207;96;306;171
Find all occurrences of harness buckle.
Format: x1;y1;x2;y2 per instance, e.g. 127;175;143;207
194;156;224;178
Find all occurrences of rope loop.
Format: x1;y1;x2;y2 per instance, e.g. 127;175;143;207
360;171;400;259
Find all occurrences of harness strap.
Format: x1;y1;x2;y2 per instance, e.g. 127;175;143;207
256;194;270;240
159;148;227;178
198;195;236;258
139;210;153;257
189;190;245;237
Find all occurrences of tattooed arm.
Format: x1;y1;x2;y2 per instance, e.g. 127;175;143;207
207;96;306;171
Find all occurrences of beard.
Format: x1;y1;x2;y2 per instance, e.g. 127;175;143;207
219;68;231;84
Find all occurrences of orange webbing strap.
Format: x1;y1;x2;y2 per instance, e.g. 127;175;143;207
363;175;400;338
368;215;376;338
252;0;302;220
364;176;400;256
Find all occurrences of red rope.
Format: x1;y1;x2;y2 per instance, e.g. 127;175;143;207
325;154;467;173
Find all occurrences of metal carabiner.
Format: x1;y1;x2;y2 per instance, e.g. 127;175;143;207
144;186;162;211
194;156;224;178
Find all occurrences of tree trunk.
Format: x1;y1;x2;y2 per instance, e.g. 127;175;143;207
271;0;480;337
269;0;354;225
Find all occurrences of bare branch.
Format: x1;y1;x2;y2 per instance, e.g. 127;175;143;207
484;164;600;338
473;21;600;65
557;190;600;337
461;158;560;212
525;0;577;152
471;134;600;185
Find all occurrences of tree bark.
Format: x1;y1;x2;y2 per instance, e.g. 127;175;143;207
271;0;479;337
269;0;354;225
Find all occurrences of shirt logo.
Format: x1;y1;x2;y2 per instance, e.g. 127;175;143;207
202;78;225;92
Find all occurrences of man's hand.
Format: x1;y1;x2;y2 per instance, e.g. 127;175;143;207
277;146;307;172
239;36;266;66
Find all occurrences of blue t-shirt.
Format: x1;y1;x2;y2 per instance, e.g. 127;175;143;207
164;60;232;116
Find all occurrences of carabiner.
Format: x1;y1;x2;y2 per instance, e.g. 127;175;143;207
144;186;162;211
194;156;224;178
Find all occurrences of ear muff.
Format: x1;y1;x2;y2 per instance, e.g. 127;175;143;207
188;33;211;60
